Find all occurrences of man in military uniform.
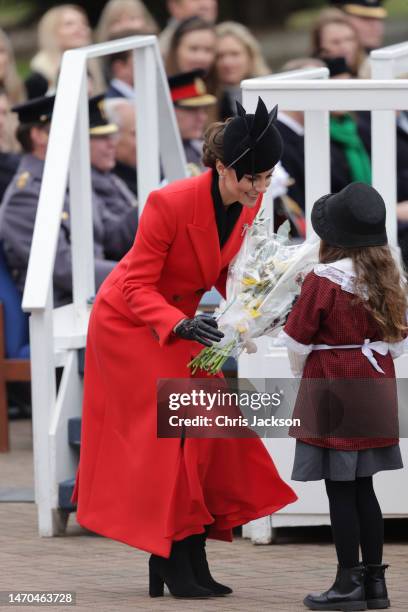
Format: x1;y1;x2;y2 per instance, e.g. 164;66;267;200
0;94;138;306
330;0;387;51
104;98;138;196
168;70;217;175
88;94;138;260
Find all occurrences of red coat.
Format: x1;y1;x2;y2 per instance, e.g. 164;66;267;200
284;270;399;451
71;170;296;557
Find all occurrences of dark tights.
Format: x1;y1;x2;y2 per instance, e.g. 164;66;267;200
325;477;384;568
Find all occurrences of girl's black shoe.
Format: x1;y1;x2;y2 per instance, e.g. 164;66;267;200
365;564;390;609
303;564;367;611
148;539;214;599
188;533;233;596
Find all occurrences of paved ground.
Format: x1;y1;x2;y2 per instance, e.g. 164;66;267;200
0;419;34;501
0;419;407;612
1;503;407;612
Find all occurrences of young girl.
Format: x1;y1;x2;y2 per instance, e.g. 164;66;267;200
281;182;407;611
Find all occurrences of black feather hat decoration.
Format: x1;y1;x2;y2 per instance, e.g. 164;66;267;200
223;97;283;181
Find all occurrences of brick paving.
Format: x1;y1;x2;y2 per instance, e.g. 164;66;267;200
0;420;407;612
0;420;34;489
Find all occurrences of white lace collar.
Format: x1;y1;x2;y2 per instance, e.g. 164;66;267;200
314;258;366;297
322;258;354;274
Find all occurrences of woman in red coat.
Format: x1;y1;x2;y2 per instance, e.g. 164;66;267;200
71;98;297;598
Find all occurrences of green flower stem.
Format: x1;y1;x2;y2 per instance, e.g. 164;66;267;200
188;340;237;375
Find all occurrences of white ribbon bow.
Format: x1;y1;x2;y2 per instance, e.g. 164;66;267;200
312;339;389;374
361;339;388;374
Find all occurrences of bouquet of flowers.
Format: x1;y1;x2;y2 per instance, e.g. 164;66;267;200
188;215;320;375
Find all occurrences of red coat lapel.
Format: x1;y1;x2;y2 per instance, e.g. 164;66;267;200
187;171;221;289
187;170;263;284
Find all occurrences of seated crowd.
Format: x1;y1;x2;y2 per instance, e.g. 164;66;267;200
1;0;407;309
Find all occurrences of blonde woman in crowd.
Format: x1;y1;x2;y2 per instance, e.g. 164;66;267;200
310;8;366;76
215;21;270;120
25;5;104;99
95;0;159;42
0;29;25;106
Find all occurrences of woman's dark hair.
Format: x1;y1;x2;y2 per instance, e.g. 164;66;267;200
202;118;233;168
166;16;215;76
16;123;35;153
16;122;50;153
319;241;408;342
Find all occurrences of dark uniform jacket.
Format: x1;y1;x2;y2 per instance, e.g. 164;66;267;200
0;153;20;202
0;155;138;306
277;116;371;211
356;111;408;264
113;161;137;196
395;112;408;202
355;110;408;202
105;83;125;99
183;139;205;174
90;166;138;260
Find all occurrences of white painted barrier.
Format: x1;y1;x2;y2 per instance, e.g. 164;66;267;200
22;36;187;536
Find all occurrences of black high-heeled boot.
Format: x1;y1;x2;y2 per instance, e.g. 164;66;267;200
148;538;214;598
188;533;233;596
303;565;367;611
365;564;390;609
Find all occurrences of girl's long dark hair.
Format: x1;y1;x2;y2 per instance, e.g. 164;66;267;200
319;241;408;342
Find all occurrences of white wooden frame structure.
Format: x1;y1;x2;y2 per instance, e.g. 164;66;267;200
22;36;187;536
254;67;330;221
240;49;408;543
371;41;408;78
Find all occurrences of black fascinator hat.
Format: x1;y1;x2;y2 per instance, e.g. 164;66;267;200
223;97;283;181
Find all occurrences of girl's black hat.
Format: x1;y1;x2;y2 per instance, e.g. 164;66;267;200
311;182;387;248
223;97;283;181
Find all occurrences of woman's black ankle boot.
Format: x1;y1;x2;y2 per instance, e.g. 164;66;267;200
148;539;214;598
303;564;367;611
365;564;390;609
188;533;233;596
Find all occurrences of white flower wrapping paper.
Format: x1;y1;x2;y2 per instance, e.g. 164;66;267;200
189;216;320;375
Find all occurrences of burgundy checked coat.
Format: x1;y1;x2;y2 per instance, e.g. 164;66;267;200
71;171;297;557
284;269;400;451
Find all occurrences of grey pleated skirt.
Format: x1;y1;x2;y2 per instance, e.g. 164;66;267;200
292;440;403;482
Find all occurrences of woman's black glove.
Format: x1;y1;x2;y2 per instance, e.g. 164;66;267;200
174;315;224;347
